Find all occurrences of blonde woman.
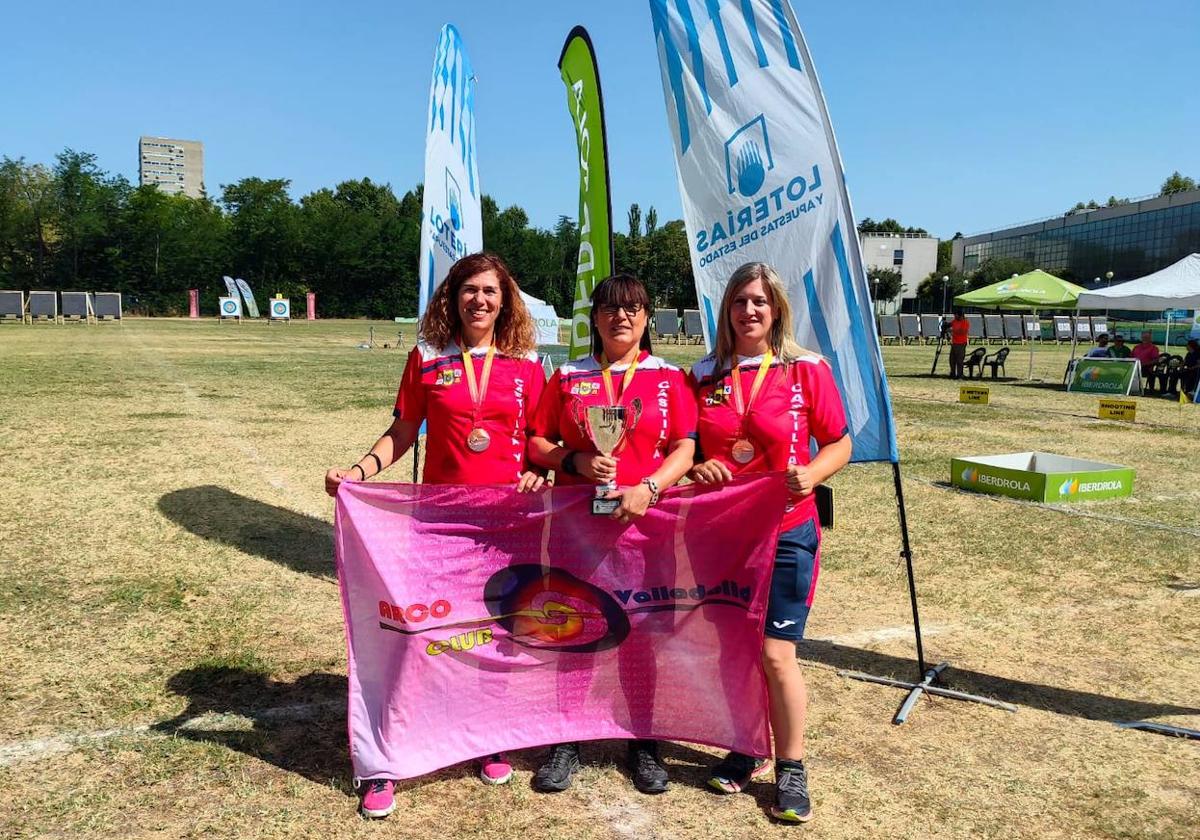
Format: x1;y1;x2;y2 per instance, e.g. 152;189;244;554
687;262;852;823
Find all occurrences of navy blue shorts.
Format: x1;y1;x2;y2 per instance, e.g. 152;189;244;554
764;519;820;641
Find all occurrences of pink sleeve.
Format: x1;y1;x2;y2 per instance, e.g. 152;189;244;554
805;360;849;446
393;348;427;422
668;369;698;442
529;370;564;441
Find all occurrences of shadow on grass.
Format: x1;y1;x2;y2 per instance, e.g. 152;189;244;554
155;665;726;794
158;486;333;579
156;666;349;786
799;640;1200;722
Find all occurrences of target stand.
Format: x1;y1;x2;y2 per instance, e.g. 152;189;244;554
218;296;243;324
268;298;291;325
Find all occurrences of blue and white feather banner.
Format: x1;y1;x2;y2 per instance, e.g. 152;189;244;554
649;0;898;463
418;24;482;317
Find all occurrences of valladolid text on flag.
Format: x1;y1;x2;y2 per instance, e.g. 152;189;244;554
648;0;897;462
559;26;614;360
418;24;482;317
334;475;787;780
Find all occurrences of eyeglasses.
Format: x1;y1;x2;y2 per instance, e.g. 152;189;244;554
597;303;644;317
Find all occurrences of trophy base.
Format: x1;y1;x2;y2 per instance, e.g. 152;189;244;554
591;497;620;516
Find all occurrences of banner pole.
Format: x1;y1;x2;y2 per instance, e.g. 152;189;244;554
892;461;926;677
839;462;1017;724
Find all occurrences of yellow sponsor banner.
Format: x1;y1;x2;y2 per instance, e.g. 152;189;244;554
1098;398;1136;422
959;385;990;405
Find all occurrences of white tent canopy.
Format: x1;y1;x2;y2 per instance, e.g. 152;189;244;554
519;291;562;346
1076;253;1200;310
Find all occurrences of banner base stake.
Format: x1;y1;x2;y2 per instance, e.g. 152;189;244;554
839;663;1017;724
1114;721;1200;741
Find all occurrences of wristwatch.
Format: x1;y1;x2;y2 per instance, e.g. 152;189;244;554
641;477;660;505
560;450;579;476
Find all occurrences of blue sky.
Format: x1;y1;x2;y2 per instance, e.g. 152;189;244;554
3;0;1197;239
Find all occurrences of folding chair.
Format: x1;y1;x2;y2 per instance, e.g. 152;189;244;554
654;310;680;344
966;314;984;344
682;309;704;345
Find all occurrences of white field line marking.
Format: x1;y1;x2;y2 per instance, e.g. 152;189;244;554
813;623;958;647
123;329;323;518
0;701;342;768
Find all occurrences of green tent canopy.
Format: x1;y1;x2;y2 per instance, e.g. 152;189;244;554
953;269;1088;380
954;270;1087;309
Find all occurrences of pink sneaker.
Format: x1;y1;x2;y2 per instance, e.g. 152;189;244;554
479;753;513;785
359;778;395;818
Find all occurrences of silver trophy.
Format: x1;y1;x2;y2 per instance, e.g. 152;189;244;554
585;405;627;515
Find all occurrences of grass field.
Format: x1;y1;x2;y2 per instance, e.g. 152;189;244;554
1;318;1197;840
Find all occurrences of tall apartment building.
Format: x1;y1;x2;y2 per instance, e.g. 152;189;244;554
138;136;204;198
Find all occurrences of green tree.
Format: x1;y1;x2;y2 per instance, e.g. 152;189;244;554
969;256;1033;289
1160;171;1197;195
222;177;302;293
916;268;969;311
867;267;903;306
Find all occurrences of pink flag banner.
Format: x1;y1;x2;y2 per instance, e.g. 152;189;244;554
334;476;787;780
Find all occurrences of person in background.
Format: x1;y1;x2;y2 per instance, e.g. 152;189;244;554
1084;333;1112;358
324;252;547;818
1169;338;1200;399
948;310;970;379
688;262;852;824
1131;330;1160;374
1109;334;1132;358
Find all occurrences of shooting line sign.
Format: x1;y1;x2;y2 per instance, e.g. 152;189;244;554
1098;398;1136;422
959;385;990;405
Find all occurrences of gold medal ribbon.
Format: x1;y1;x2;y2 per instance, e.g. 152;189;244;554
461;341;496;427
599;353;640;406
730;350;773;434
596;352;640;458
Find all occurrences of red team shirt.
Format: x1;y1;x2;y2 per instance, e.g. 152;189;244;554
530;351;697;487
394;341;546;485
689;352;849;531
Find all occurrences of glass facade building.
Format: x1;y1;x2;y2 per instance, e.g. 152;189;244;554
952;188;1200;283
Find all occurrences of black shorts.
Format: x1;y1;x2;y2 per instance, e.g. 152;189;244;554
764;519;820;641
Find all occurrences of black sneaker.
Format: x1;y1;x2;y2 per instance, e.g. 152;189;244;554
770;759;812;823
707;751;771;794
628;740;669;794
533;742;581;792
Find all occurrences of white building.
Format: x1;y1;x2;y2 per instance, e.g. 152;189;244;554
138;136;204;198
859;232;938;314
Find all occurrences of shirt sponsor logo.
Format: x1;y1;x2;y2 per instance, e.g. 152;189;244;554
436;368;463;386
571;381;600;397
703;384;730;406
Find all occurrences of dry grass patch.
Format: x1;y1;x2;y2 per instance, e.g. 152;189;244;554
0;322;1196;839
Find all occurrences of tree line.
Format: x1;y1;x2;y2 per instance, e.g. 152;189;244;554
0;149;696;317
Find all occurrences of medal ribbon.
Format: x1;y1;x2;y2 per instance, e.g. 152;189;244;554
596;353;640;457
730;350;773;433
461;341;496;426
599;353;639;406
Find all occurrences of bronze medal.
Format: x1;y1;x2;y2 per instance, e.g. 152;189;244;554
467;427;491;453
731;438;755;464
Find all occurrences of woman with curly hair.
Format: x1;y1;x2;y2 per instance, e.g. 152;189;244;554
324;251;548;816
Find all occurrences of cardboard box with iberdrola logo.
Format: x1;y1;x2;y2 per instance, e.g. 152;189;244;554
951;452;1135;503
